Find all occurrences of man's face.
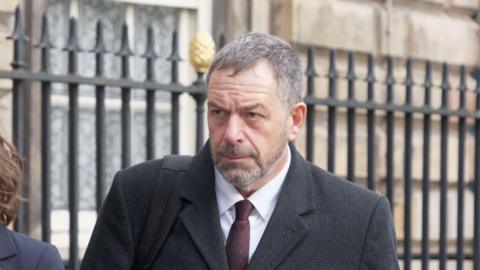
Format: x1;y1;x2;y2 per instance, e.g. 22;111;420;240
207;60;295;193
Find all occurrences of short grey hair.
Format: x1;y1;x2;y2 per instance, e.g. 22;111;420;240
206;32;304;109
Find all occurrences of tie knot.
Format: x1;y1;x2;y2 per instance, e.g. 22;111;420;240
234;200;253;221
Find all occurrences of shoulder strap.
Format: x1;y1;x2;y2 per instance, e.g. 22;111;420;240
133;155;192;270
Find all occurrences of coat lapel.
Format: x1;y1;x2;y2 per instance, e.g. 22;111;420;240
248;145;317;270
0;225;17;261
178;144;229;270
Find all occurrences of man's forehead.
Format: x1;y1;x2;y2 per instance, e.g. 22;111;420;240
209;60;277;81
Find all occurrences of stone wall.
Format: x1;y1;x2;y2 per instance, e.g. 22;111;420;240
0;0;15;138
272;0;479;65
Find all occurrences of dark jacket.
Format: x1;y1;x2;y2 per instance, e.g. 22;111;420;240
81;143;399;270
0;225;64;270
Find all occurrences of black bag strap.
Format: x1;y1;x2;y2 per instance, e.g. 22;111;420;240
133;155;192;270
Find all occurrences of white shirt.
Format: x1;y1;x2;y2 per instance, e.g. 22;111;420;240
214;145;291;260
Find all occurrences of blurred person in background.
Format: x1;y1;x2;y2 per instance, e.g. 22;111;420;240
0;135;64;270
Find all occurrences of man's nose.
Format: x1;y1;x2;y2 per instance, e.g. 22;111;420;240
223;116;244;145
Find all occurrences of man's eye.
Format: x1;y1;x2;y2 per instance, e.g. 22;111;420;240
247;112;259;119
211;109;225;117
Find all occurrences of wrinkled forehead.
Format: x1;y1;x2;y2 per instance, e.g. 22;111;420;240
207;59;279;85
206;61;283;106
208;60;278;88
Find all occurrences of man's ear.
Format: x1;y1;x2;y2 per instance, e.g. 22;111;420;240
287;102;307;141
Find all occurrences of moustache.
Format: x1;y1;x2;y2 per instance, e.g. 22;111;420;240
216;143;256;158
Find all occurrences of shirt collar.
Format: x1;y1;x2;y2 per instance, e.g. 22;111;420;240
215;145;291;221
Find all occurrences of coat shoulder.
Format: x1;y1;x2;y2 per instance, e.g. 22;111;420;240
9;230;64;270
308;163;387;211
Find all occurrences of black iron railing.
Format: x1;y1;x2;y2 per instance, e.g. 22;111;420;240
1;7;207;270
304;45;480;270
3;5;480;270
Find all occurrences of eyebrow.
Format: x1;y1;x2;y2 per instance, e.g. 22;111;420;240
207;101;267;111
207;101;223;109
241;103;267;111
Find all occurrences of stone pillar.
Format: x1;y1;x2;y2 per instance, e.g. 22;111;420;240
21;0;48;238
0;0;16;139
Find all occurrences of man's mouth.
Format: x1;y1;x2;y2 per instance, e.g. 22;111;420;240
221;155;246;161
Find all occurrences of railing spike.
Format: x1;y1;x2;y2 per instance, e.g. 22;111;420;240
386;56;395;85
366;54;375;83
441;63;450;108
305;46;317;77
366;54;375;101
423;61;433;107
8;5;29;42
459;65;467;93
404;58;414;105
328;50;337;80
142;25;157;59
91;21;107;54
459;65;467;109
218;34;226;50
347;52;356;81
36;13;54;49
424;61;432;89
117;22;133;56
472;67;480;93
441;63;450;91
63;18;81;52
405;58;414;87
8;5;29;69
167;31;181;62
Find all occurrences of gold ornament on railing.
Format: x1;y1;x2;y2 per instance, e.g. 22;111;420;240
189;32;215;73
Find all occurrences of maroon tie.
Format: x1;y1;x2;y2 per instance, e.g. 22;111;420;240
226;200;253;270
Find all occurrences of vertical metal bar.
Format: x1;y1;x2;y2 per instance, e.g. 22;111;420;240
64;17;80;270
456;65;467;270
327;50;337;173
8;5;29;233
347;52;356;182
472;67;480;270
146;88;155;159
366;54;376;191
167;31;181;154
192;72;207;152
439;63;450;270
143;26;157;160
91;20;107;211
218;34;226;50
385;56;395;211
305;46;317;162
246;0;252;32
403;58;414;270
121;90;131;168
421;61;432;270
117;23;133;168
36;12;54;242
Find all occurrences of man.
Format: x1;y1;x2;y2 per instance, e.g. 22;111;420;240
81;33;399;269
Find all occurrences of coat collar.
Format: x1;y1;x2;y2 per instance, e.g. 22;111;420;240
179;141;317;270
248;143;316;270
179;142;229;270
0;225;18;261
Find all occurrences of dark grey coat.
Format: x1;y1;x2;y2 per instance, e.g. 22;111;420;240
81;143;399;270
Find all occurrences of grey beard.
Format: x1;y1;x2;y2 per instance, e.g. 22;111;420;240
215;142;285;190
218;161;262;190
